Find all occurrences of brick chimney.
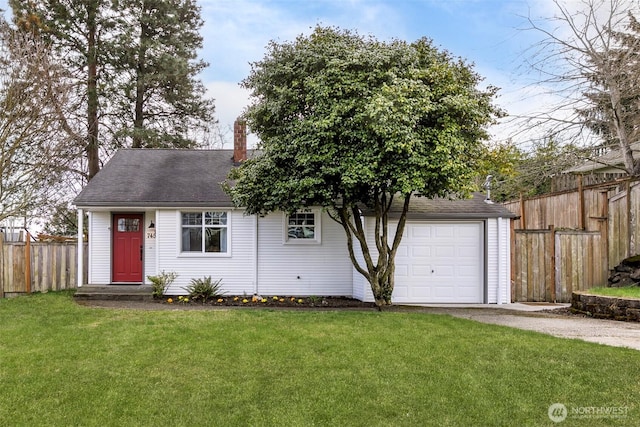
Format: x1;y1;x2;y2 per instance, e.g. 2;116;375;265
233;118;247;163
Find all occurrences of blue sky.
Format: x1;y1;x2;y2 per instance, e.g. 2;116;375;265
0;0;579;145
202;0;557;146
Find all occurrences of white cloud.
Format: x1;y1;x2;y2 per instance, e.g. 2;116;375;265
205;80;259;148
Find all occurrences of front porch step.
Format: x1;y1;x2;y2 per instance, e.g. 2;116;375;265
74;285;154;302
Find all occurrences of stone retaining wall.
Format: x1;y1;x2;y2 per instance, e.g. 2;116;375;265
571;292;640;321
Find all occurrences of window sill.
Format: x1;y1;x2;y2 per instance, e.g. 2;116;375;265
178;252;231;258
283;239;321;245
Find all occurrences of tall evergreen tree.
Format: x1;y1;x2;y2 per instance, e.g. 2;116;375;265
10;0;111;180
10;0;215;179
111;0;215;148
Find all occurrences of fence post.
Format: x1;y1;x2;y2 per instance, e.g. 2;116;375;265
626;180;632;258
25;231;31;294
601;190;610;273
519;193;526;230
578;175;585;230
510;218;515;303
549;225;557;303
0;234;3;299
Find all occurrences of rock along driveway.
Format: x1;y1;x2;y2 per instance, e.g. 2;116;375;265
408;303;640;351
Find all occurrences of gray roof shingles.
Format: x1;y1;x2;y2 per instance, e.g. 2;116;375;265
74;149;516;218
74;149;236;207
391;193;516;219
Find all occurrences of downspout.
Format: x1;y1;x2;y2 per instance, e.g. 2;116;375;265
77;208;84;288
254;214;259;295
497;217;503;305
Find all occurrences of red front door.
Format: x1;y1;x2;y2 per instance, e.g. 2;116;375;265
112;214;143;283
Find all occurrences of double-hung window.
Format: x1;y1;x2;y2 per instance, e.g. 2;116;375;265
181;211;228;254
285;208;321;243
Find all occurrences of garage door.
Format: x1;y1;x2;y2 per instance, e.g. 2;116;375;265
392;222;484;303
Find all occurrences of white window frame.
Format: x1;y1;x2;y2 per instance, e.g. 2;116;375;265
283;208;321;244
178;210;231;257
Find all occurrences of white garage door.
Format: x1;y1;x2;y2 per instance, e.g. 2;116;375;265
392;222;484;303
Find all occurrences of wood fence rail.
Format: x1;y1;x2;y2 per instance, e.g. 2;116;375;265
0;237;87;298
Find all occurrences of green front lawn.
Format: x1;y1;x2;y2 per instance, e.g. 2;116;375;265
0;292;638;426
587;286;640;299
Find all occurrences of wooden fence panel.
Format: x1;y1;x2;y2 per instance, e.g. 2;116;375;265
554;231;606;302
507;178;640;302
630;183;640;257
513;230;552;302
608;191;629;270
1;241;88;297
513;229;607;303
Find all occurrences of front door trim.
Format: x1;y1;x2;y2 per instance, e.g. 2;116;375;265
112;213;144;284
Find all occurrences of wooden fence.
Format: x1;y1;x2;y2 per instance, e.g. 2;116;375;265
512;228;606;302
0;238;87;298
505;177;638;302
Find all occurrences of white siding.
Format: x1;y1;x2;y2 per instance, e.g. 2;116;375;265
257;211;353;296
156;209;257;295
84;205;511;303
486;217;511;304
88;211;111;284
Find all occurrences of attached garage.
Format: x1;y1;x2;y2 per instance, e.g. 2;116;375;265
393;222;484;303
353;193;515;305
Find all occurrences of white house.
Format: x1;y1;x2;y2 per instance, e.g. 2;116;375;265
73;126;515;304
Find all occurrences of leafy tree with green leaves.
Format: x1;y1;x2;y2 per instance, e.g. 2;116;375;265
227;27;501;307
474;140;523;200
478;137;584;202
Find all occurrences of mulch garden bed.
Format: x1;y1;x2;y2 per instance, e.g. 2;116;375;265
158;295;376;309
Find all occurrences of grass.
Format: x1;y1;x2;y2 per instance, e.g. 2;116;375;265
0;292;639;426
586;286;640;299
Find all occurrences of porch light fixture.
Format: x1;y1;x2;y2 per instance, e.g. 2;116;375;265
148;221;155;229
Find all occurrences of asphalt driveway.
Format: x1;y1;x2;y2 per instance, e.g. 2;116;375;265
417;304;640;351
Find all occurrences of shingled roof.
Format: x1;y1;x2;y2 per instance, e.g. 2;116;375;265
392;193;516;219
74;149;516;219
74;149;237;208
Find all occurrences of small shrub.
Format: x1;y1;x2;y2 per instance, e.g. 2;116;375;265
308;295;321;304
148;271;178;298
185;276;225;302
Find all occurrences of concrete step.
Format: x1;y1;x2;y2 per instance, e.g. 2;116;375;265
74;285;154;302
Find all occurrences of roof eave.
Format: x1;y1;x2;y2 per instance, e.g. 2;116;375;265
74;201;236;209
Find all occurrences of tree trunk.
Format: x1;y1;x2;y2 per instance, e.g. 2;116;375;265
372;263;395;308
86;2;100;180
333;193;411;310
132;7;148;149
